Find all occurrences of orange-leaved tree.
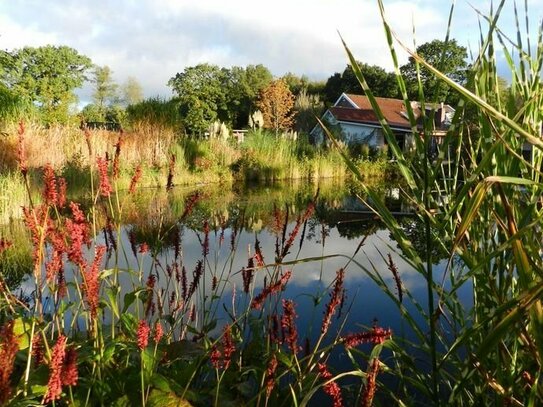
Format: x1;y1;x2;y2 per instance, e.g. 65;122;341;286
256;79;295;137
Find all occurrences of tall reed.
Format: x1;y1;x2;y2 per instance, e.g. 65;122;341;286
321;0;543;404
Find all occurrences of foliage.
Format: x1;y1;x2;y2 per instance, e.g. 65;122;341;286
91;65;119;118
293;90;324;134
399;38;468;103
0;83;34;126
168;64;229;135
225;64;273;128
324;62;398;104
122;76;144;106
126;97;183;132
0;45;92;124
256;79;295;137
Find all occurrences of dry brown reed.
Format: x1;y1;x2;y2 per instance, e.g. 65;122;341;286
1;122;177;172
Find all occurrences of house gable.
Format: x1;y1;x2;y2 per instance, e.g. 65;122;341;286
333;93;359;108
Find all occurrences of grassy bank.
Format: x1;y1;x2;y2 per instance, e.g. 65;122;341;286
0;122;393;222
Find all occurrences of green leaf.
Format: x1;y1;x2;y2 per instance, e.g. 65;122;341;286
147;389;193;407
151;373;172;393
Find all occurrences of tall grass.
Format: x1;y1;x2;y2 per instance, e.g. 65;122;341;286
0;172;30;223
318;0;543;404
235;129;347;181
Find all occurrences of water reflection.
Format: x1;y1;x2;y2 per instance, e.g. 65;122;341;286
111;179;435;333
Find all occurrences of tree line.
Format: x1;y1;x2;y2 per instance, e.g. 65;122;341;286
0;39;470;135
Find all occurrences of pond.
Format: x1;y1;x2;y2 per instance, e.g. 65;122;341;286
1;178;470;405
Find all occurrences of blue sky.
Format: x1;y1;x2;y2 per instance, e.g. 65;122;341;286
1;0;541;102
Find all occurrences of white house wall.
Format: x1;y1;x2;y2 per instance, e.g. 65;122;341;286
338;123;384;147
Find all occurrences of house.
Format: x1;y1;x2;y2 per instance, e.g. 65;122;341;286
310;93;454;153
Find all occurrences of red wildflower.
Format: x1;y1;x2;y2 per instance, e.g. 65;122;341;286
251;270;292;310
66;202;89;269
45;249;63;283
202;221;210;257
96;156;112;197
129;164;142;194
343;326;392;348
281;299;300;355
57;177;67;208
278;202;314;259
57;269;67;298
187;261;204;300
137;320;150;350
265;355;278;397
269;314;280;344
189;303;196;322
210;345;221;369
139;242;149;254
254;237;265;267
22;206;48;271
69;201;86;224
361;358;380;407
180;192;200;221
32;334;44;366
44;335;67;403
318;363;343;407
181;265;187;300
221;324;235;370
0;321;19;405
153;321;164;343
112;135;123;180
242;266;253;294
387;253;403;304
83;245;106;320
62;347;78;387
321;268;345;335
43;164;58;206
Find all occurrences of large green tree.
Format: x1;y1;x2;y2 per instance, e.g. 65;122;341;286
324;62;398;104
168;63;229;135
400;39;468;103
225;64;272;128
0;45;92;123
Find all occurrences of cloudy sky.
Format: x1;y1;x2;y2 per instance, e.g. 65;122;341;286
1;0;541;103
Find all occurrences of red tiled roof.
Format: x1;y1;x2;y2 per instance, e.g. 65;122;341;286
329;108;411;130
329;94;413;129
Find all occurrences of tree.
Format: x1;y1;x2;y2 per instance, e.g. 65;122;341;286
324;62;398;104
91;65;118;119
400;39;468;103
122;76;144;106
168;64;229;135
256;79;295;137
0;45;92;123
225;64;272;128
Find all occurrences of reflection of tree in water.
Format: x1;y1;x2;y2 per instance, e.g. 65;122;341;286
394;217;449;262
0;224;33;290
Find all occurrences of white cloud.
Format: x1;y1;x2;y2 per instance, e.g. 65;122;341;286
0;0;541;99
